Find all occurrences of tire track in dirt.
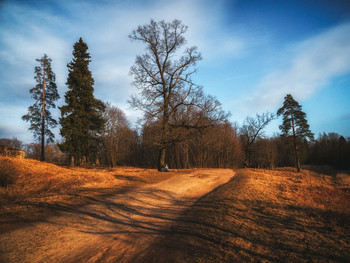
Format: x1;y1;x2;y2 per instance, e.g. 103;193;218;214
0;169;235;263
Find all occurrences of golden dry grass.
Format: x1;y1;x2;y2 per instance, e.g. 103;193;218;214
0;156;184;228
2;156;349;262
143;167;350;262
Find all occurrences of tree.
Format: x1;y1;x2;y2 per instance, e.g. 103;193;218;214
59;38;105;166
240;112;275;167
277;94;314;172
307;133;350;170
101;103;133;167
129;19;227;170
250;138;278;169
22;54;60;161
24;143;67;163
185;122;243;168
137;121;243;169
0;137;23;149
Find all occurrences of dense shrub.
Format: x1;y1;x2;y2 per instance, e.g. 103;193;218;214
0;158;18;188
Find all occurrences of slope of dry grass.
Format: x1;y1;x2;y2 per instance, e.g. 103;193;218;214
2;156;349;262
0;156;181;229
142;167;350;262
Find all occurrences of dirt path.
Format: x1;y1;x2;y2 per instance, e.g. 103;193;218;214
0;169;235;263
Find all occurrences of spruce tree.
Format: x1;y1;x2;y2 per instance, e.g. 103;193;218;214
22;54;60;161
277;94;314;172
59;38;105;166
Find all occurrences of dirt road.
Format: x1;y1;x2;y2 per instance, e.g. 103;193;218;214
0;169;235;263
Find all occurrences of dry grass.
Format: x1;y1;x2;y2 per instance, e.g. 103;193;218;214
2;156;349;261
336;173;350;188
0;158;19;187
143;167;350;262
0;156;182;228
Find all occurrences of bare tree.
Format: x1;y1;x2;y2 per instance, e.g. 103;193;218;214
251;138;278;169
129;19;227;170
102;103;131;167
138;121;243;169
0;137;23;149
240;112;275;167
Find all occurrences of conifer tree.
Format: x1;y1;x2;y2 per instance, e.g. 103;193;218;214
22;54;60;161
277;94;314;172
59;38;105;166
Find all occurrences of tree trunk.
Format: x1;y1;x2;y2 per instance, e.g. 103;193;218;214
40;60;46;162
244;137;252;168
158;147;166;171
41;120;45;161
158;90;169;171
175;144;181;168
111;137;119;167
291;111;301;172
70;155;75;168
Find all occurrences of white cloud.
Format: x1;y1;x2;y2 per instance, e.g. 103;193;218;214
15;0;350;140
1;0;246;142
236;22;350;116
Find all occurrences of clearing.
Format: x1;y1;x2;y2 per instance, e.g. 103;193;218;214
0;157;235;262
1;157;349;262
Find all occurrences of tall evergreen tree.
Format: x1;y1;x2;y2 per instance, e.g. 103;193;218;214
277;94;314;172
59;38;105;166
22;54;60;161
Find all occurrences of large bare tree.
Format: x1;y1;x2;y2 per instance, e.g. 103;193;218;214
129;19;226;170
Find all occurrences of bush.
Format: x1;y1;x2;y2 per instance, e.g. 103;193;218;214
0;158;18;188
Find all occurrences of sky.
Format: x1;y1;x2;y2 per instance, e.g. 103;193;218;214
1;0;350;144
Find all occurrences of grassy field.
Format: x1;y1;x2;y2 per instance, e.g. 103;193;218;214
0;156;182;229
1;156;350;262
141;167;350;262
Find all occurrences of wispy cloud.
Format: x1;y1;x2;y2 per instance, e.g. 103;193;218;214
2;0;349;142
237;22;350;115
0;0;246;142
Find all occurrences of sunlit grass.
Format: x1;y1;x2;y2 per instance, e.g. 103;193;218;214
0;156;180;227
1;156;349;261
143;167;350;262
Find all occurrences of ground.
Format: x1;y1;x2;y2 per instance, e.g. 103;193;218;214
141;168;350;262
0;157;349;262
0;157;234;262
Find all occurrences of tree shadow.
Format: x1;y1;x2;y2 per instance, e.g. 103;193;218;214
113;174;146;183
302;165;341;176
134;179;350;262
3;173;349;262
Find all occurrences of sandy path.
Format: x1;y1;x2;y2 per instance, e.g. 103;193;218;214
0;169;235;263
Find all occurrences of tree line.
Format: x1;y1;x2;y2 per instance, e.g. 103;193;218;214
18;19;349;171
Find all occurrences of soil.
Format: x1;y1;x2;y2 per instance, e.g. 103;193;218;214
0;169;235;263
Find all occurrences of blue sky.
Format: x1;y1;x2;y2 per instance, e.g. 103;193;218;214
1;0;350;144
